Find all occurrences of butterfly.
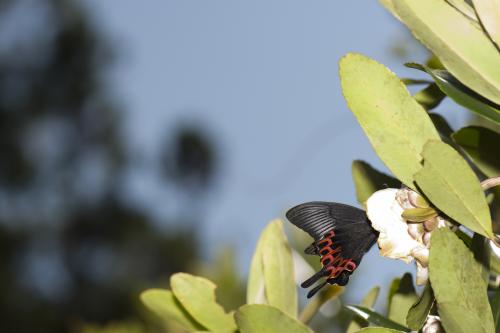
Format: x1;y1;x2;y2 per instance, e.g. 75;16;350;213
286;202;378;298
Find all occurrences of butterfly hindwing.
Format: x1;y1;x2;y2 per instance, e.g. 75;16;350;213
286;201;378;298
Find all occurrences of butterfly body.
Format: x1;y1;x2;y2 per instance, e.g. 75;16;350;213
286;201;378;298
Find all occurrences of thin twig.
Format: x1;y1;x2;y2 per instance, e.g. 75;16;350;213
481;177;500;191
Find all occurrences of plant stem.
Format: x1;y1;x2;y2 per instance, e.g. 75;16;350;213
299;298;321;324
481;177;500;191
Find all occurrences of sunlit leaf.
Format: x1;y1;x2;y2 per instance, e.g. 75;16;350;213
339;53;440;189
344;305;410;332
429;228;495;333
260;219;297;317
445;0;480;24
247;229;267;305
140;289;205;332
414;140;493;238
393;0;500;105
472;0;500;48
235;304;313;333
452;126;500;177
387;273;418;326
347;286;380;333
171;273;237;333
406;64;500;124
378;0;401;20
351;160;400;208
406;283;434;331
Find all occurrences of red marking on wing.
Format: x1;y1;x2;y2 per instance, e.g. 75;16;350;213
316;230;357;279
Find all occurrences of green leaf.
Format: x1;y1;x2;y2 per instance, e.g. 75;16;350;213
298;285;343;324
351;160;401;208
452;126;500;178
344;306;410;332
356;329;405;333
347;286;381;333
429;113;454;139
387;273;418;326
393;0;500;105
472;0;500;48
140;289;205;332
407;64;500;124
414;140;493;238
429;228;495;333
490;288;500;332
378;0;401;20
235;304;313;333
339;53;440;189
406;283;434;331
247;228;267;305
402;207;438;222
471;232;491;283
260;219;297;317
170;273;237;333
413;83;445;110
445;0;480;25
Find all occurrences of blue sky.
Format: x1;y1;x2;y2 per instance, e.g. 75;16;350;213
81;1;468;305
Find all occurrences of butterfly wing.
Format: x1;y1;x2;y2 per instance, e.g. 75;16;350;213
286;201;378;298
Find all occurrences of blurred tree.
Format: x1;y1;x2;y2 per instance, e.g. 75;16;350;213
0;1;218;332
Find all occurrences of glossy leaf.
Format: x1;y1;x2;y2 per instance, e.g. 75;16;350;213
452;126;500;177
344;305;410;332
414;140;493;238
260;219;297;317
347;286;381;333
140;289;205;332
429;228;495;333
407;63;500;124
170;273;237;333
351;160;401;208
387;273;418;326
406;283;434;331
339;53;440;189
472;0;500;48
393;0;500;105
235;304;313;333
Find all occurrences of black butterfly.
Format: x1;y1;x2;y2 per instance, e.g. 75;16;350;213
286;202;378;298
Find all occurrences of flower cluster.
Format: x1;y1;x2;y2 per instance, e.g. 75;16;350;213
366;187;448;285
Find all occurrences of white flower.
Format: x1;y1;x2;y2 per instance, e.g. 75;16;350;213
367;188;426;263
423;315;444;333
366;188;446;285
